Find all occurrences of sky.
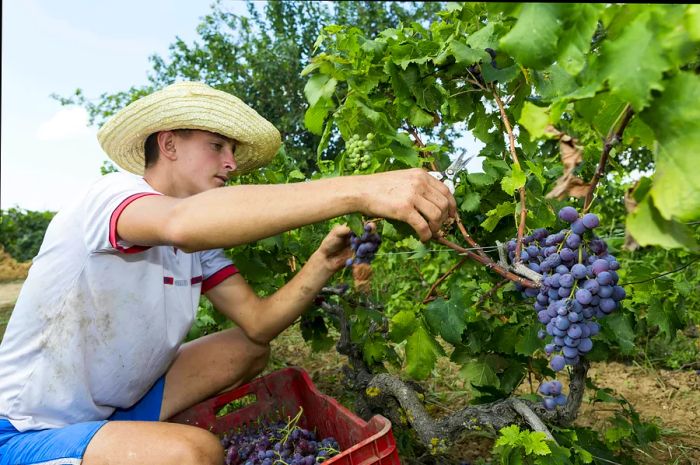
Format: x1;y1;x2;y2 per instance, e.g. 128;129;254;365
1;0;483;212
1;0;251;212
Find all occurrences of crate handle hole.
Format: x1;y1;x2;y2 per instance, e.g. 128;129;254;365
215;393;258;417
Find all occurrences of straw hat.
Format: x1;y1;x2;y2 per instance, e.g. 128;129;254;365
97;81;281;175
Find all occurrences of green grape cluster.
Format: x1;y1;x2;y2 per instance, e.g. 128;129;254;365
345;133;374;174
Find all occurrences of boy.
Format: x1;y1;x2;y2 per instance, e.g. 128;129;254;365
0;81;455;464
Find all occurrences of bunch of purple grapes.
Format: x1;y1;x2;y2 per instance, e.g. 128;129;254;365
346;223;381;267
538;380;567;411
508;206;627;375
221;420;340;465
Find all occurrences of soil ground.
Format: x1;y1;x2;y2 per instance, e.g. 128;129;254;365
1;277;698;464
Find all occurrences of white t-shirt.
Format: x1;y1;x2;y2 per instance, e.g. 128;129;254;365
0;172;238;431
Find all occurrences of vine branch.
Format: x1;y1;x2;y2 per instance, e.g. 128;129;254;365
492;85;528;264
583;104;635;212
422;257;469;304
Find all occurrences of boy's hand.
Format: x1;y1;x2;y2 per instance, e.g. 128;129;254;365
356;168;457;242
313;224;354;273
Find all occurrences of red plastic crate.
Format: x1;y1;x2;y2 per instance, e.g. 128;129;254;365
168;366;400;465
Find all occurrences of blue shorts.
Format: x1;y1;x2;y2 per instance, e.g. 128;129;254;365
0;376;165;465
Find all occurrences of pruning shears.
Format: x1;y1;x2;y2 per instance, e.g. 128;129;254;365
428;149;476;194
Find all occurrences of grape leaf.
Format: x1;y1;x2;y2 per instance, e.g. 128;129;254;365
304;74;337;107
405;323;444;380
640;72;700;223
304;99;334;135
459;357;499;388
520;432;552;456
460;191;481;212
515;326;542;356
449;40;488;66
646;298;685;339
518;102;550;140
501;165;526;194
425;294;468;346
499;3;567;69
597;11;670;111
686;5;700;40
602;313;636;355
389;309;419;343
626;193;699;251
556;4;603;74
466;171;496;187
481;201;516;232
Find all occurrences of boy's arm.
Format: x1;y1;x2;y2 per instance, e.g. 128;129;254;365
204;225;353;344
116;169;455;252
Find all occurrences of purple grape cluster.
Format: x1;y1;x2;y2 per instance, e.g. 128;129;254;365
508;207;627;375
538;380;566;411
221;420;340;465
346;223;381;267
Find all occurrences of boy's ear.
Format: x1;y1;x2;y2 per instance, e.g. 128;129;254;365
157;131;178;161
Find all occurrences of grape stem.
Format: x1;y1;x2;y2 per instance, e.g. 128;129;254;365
491;85;528;264
475;278;509;307
422;257;469;304
434;235;540;288
583;104;635;212
406;125;438;172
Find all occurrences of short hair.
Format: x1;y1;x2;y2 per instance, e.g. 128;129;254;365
144;129;193;169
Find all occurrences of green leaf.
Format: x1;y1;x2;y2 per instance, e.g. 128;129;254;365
602;313;636;355
501;165;526;194
646;298;685;339
640;72;700;223
363;339;387;366
520;431;551;456
626;195;699;251
499;3;567;69
525;160;546;189
556;4;603;75
408;106;434;127
304;99;333;135
304;74;337;107
425;294;468;346
518;102;550;140
597;11;670;111
495;425;524;448
574;92;628;138
466;171;496;187
405;323;443;380
460;191;481;212
686;5;700;41
459;357;499;387
346;213;365;236
450;40;488;65
481;201;515;232
515;326;542;356
390;309;419;343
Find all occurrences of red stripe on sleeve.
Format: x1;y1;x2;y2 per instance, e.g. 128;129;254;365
109;192;161;253
201;265;239;293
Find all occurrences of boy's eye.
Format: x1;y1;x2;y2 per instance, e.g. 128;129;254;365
211;143;223;150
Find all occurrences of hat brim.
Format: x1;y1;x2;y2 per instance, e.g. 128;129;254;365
97;82;281;176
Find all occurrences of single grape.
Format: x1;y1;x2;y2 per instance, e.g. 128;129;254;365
582;213;600;229
551;355;566;371
558;206;579;223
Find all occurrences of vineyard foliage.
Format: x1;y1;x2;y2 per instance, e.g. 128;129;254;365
53;1;699;406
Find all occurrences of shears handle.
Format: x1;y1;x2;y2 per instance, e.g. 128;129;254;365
428;171;455;194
